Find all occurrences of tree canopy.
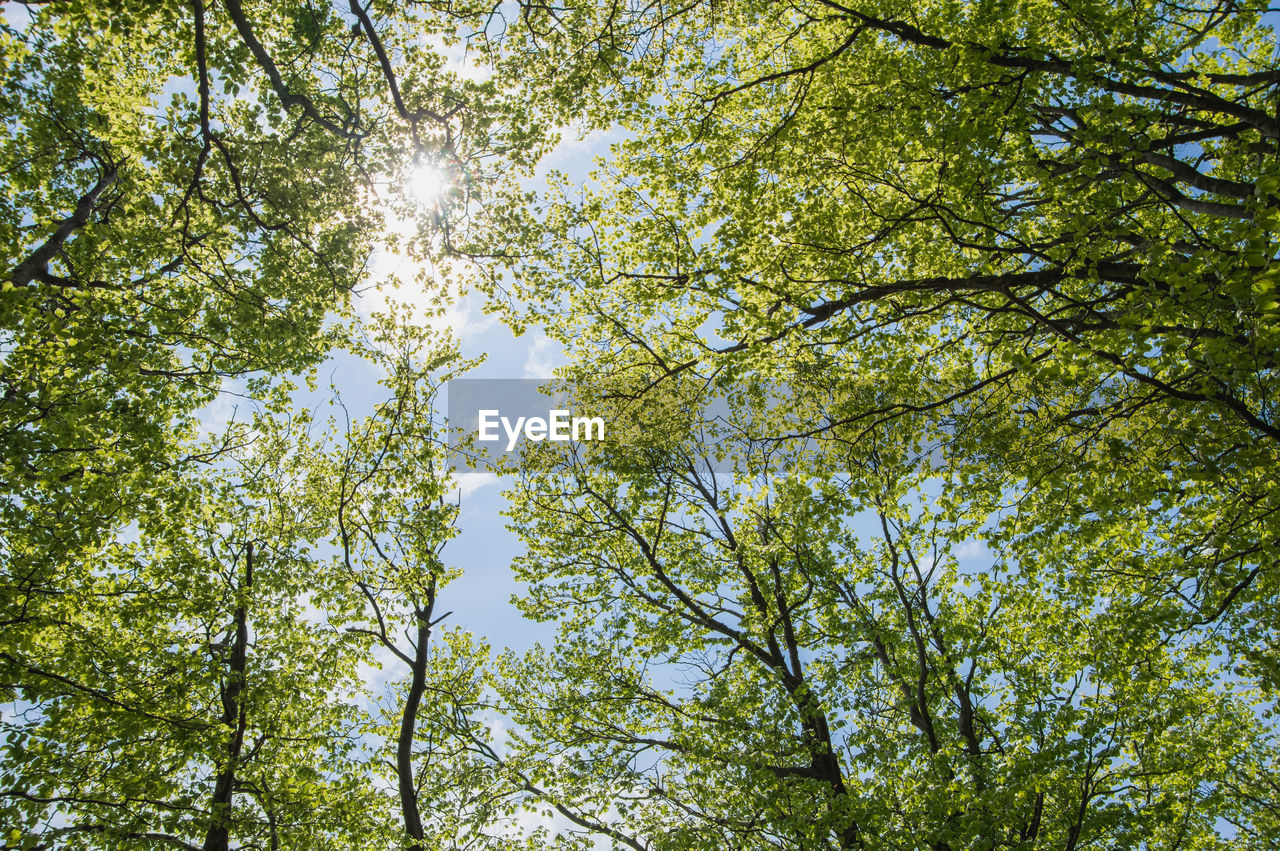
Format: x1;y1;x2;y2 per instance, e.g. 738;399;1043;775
2;0;1278;849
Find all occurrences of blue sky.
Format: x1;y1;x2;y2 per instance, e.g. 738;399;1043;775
276;123;628;654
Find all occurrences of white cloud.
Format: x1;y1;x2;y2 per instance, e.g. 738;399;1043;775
535;124;629;185
1;4;34;31
954;539;988;560
446;46;494;84
449;471;499;501
354;634;405;697
522;335;561;379
356;223;498;345
480;710;510;758
194;376;247;438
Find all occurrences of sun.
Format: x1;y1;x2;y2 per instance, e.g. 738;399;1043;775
406;162;446;206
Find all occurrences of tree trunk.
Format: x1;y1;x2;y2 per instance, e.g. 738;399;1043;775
396;616;430;850
202;542;252;851
9;165;117;288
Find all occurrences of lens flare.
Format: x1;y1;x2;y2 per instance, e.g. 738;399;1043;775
407;163;445;205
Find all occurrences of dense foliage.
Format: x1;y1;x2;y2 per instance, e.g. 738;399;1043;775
3;0;1278;849
481;0;1280;847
